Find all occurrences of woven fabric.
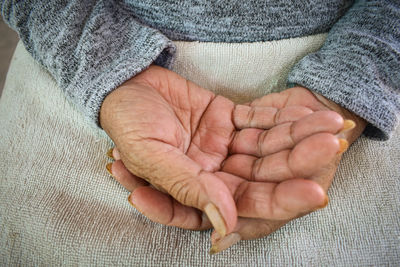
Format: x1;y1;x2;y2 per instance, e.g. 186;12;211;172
0;40;399;266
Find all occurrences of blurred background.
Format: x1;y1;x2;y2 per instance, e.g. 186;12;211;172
0;17;19;97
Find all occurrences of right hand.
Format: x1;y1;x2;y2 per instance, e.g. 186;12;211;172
101;66;340;239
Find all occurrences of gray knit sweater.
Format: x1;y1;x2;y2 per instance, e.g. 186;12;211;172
2;0;399;140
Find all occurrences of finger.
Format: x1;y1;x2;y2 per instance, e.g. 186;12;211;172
230;111;344;157
128;186;212;230
157;147;236;237
238;179;328;219
113;147;121;160
289;133;342;178
249;87;329;111
231;218;287;241
216;172;328;220
248;91;291;109
209;218;288;254
224;133;341;182
106;158;212;230
106;160;148;192
233;105;313;129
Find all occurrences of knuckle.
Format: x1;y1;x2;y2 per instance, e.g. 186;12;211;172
167;177;198;207
257;130;269;156
247;107;257;127
273;108;282;125
251;157;264;181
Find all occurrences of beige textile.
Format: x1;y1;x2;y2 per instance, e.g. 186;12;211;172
1;38;399;266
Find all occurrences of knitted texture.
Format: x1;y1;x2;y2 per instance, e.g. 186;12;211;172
1;0;399;139
1;0;176;124
288;0;400;140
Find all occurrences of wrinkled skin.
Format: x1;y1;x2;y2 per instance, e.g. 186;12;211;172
100;66;366;243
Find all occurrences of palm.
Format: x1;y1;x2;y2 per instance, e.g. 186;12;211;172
210;87;366;242
103;65;240;189
101;66;246;233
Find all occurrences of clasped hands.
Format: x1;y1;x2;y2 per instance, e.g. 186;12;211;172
100;66;366;254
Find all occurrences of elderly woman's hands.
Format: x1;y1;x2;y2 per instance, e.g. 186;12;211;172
100;66;335;238
101;65;366;253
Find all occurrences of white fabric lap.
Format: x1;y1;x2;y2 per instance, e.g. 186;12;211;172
0;38;399;266
173;34;328;103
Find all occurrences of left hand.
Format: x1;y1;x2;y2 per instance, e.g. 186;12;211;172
208;86;366;252
106;86;366;253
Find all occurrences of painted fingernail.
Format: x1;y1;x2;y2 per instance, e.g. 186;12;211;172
337;120;356;137
319;195;330;209
107;148;114;159
313;195;329;211
127;193;137;209
209;232;241;255
343;120;356;131
338;139;349;154
106;163;113;176
204;203;227;238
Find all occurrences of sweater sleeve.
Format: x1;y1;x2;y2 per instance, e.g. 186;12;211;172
1;0;176;125
287;0;400;140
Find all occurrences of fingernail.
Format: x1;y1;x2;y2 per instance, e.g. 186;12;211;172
342;120;356;132
337;120;356;137
209;232;241;255
204;203;227;238
320;195;329;209
338;139;349;154
313;195;329;211
106;163;113;176
127;193;137;209
107;148;114;159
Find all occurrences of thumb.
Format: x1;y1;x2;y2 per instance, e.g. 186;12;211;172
121;140;237;237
